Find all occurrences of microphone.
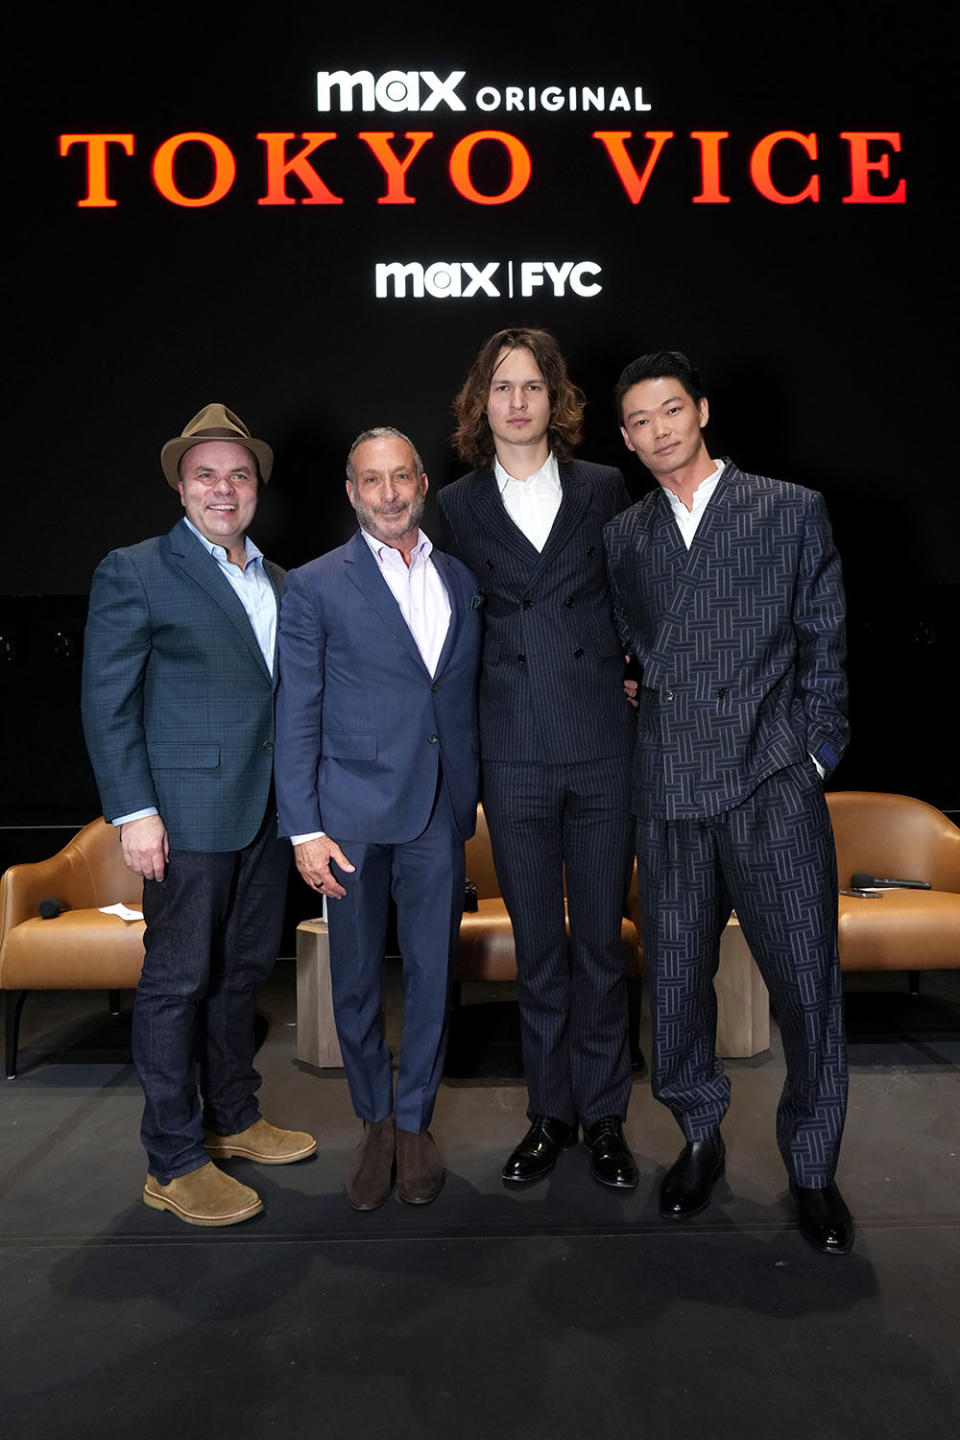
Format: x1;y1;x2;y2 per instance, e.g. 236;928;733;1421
850;873;931;892
38;897;66;919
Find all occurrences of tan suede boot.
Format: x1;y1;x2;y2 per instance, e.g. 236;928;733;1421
346;1116;396;1211
204;1117;317;1164
143;1161;263;1226
396;1127;444;1205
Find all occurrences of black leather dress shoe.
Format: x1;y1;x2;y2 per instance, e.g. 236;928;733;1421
584;1116;639;1190
659;1132;725;1220
501;1116;577;1186
790;1181;854;1255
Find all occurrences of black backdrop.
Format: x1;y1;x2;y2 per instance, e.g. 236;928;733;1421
5;1;956;831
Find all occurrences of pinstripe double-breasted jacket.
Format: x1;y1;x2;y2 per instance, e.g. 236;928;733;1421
438;459;636;765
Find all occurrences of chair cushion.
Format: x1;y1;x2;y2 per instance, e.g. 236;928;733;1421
2;910;145;989
837;890;960;971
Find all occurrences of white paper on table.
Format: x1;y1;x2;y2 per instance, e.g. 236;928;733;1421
98;903;144;921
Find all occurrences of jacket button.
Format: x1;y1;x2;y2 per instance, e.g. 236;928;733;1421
564;596;575;607
517;653;526;663
664;689;674;701
717;687;728;699
573;648;584;658
521;596;532;610
431;682;440;693
485;559;495;570
261;740;274;751
427;734;438;744
586;545;596;556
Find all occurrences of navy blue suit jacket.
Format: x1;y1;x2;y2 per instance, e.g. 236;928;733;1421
274;531;481;845
81;519;283;851
603;461;849;820
438;459;635;764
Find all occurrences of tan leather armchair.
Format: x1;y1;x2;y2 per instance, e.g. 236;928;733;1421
0;819;145;1076
454;805;645;1063
826;791;960;985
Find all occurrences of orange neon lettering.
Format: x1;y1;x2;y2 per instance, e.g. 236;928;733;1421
357;132;434;204
840;132;906;203
591;132;674;203
691;131;731;204
448;131;532;205
257;133;342;205
59;134;134;207
152;132;236;207
750;131;819;204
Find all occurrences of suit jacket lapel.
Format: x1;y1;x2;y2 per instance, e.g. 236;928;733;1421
168;521;275;684
467;468;541;565
430;550;462;676
344;530;436;677
530;462;592;579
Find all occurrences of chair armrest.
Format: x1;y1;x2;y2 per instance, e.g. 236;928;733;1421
0;834;100;946
932;819;960;893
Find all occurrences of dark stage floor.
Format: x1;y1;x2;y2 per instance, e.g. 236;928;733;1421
2;965;958;1439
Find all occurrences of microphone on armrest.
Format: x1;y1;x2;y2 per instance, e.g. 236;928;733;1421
850;873;931;891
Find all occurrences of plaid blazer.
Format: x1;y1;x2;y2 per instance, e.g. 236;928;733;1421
82;520;283;851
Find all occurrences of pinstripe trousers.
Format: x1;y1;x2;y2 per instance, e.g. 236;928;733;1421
637;762;848;1187
483;753;634;1127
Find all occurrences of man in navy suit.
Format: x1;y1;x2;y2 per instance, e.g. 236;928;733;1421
604;351;853;1253
82;403;316;1228
274;427;481;1211
438;329;638;1192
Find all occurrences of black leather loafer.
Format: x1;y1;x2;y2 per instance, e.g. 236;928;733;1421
583;1116;639;1190
659;1132;725;1220
501;1116;578;1186
790;1181;854;1254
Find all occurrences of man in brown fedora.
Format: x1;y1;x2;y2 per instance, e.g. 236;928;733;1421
82;403;316;1227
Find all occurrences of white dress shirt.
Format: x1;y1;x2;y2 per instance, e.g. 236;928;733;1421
494;452;562;551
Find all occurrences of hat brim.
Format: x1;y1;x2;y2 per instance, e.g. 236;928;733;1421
161;434;274;488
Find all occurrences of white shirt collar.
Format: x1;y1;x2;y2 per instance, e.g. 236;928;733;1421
494;451;560;494
359;526;433;564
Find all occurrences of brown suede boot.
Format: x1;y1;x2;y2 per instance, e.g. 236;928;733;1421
204;1117;317;1165
346;1116;396;1211
142;1161;262;1226
396;1127;444;1205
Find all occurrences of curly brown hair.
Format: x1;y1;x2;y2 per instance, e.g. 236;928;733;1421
452;327;585;467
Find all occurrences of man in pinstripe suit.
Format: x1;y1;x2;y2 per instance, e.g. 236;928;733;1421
439;328;639;1191
604;351;853;1253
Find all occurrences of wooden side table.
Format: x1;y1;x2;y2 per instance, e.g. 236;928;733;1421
295;917;343;1068
715;916;770;1058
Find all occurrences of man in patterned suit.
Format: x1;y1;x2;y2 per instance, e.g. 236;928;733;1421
604;351;853;1253
439;328;638;1191
82;403;315;1228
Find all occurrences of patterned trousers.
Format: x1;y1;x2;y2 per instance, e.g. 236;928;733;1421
637;762;847;1187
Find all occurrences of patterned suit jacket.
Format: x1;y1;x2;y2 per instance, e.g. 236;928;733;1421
603;461;849;820
438;459;635;765
273;531;481;845
81;519;283;852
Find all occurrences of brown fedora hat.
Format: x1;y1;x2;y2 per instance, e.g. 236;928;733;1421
160;403;274;488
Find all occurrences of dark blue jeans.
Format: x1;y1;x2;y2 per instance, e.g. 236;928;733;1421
135;808;290;1182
